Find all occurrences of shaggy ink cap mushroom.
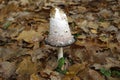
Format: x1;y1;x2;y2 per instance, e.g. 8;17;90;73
45;7;75;47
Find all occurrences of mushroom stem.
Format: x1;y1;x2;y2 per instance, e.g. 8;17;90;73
58;47;63;60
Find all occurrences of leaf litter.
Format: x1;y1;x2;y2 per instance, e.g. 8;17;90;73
0;0;120;80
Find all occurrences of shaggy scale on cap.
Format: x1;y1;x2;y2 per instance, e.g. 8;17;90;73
45;7;75;47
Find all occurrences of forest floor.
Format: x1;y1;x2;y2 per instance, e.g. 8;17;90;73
0;0;120;80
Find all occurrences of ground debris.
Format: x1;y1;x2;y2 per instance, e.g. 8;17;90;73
0;0;120;80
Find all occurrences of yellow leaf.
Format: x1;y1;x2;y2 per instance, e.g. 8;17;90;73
90;29;97;34
75;40;85;46
30;73;40;80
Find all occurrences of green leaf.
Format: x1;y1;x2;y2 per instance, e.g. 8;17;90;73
100;68;111;77
55;68;67;74
55;57;67;74
57;57;65;69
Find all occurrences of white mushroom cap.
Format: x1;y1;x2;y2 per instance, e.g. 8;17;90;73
45;7;75;47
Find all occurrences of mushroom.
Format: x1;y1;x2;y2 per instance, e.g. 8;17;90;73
45;7;75;60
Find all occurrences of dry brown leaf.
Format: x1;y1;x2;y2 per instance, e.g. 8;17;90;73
0;47;26;61
108;42;120;53
0;62;16;79
88;21;98;29
30;73;40;80
45;56;57;70
68;16;74;23
90;29;97;34
116;32;120;43
0;2;18;22
63;75;81;80
68;63;86;73
0;77;3;80
106;25;118;32
37;23;48;35
20;0;29;6
50;74;61;80
78;20;89;33
104;57;120;69
99;21;110;28
0;0;119;80
71;48;87;62
16;56;37;78
16;23;48;43
31;49;47;62
63;63;86;80
40;69;61;80
99;9;113;18
107;77;120;80
88;69;105;80
99;33;109;42
16;30;41;43
75;40;86;46
85;13;95;21
49;0;65;3
77;34;86;39
72;76;81;80
78;6;87;13
92;63;103;70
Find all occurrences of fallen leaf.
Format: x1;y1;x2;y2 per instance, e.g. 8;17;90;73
77;34;86;39
99;33;109;42
16;23;48;43
88;21;98;29
0;77;3;80
85;13;95;20
75;40;86;46
106;25;118;32
88;69;105;80
107;77;120;80
116;32;120;43
16;56;37;79
20;0;29;6
0;3;18;22
31;49;48;63
78;20;89;33
78;6;87;13
68;63;86;74
99;9;113;18
104;57;120;69
40;69;61;80
16;30;41;43
90;29;97;34
92;63;103;70
99;21;110;28
72;76;81;80
0;61;16;79
71;48;87;62
63;63;86;80
46;56;57;70
30;73;40;80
